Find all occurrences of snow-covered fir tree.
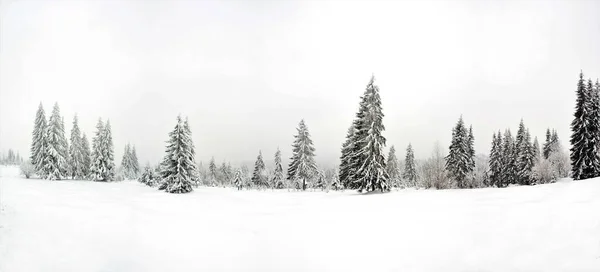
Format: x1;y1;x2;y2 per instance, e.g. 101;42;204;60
158;115;196;193
467;125;475;172
139;164;158;187
233;169;243;190
488;131;503;187
587;78;600;178
314;170;326;190
68;115;85;179
90;119;107;181
287;119;317;191
209;157;218;186
351;76;390;193
102;120;116;181
403;143;417;188
120;144;133;179
385;145;401;188
533;136;540;162
543;128;552;159
42;103;69;180
30;102;47;176
445;116;471;188
272;148;285;189
329;170;343;190
220;162;231;186
570;71;597;180
130;145;140;178
182;117;199;185
500;129;517;187
516;123;535;185
251;150;267;189
338;125;355;189
81;133;91;178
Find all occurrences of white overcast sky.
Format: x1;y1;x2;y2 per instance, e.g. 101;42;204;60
1;0;599;168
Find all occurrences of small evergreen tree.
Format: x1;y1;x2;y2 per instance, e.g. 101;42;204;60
130;145;140;178
30;102;47;176
251;150;267;189
120;144;133;179
209;157;218;186
139;164;157;187
233;169;243;190
403;143;417;188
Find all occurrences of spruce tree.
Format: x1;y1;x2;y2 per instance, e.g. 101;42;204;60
273;148;285;189
130;145;140;178
500;129;517;187
90;119;106;181
352;76;389;192
488;131;503;187
30;102;47;176
81;133;91;178
543;128;552;159
402;143;417;188
385;145;400;188
287;119;317;190
517;126;535;185
209;157;218;186
587;79;600;178
338;125;355;189
467;125;475;172
570;71;594;180
445;116;470;188
346;87;370;190
233;169;243;190
43;103;69;180
183;117;199;185
251;150;267;189
68;115;85;179
533;136;540;162
102;120;116;181
220;162;231;185
120;144;133;179
159;115;195;193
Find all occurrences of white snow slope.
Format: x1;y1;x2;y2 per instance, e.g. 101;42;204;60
1;166;599;272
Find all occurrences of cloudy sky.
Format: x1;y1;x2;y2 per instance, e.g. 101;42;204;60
1;0;599;168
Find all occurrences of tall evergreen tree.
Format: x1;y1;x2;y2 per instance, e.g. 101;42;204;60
81;133;91;178
543;128;552;159
445;116;471;188
130;145;140;178
90;119;107;181
251;150;267;188
30;102;47;176
158;115;195;193
102;120;116;181
273;148;285;189
488;131;503;187
182;117;199;185
287;119;317;190
533;136;540;162
587;79;600;178
467;125;475;172
570;71;595;180
43;103;69;180
352;76;389;192
120;144;133;179
385;145;400;188
402;143;417;188
500;129;517;187
338;125;356;189
517;127;535;185
69;115;85;179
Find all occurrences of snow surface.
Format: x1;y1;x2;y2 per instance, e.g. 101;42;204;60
1;165;599;272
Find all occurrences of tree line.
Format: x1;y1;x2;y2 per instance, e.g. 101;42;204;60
25;71;600;194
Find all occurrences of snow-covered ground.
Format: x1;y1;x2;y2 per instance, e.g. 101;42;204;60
1;166;599;272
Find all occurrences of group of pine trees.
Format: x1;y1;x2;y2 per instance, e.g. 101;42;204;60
120;144;140;179
570;71;600;180
28;102;138;182
0;149;23;165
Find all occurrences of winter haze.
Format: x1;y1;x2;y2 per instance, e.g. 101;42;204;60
1;0;599;167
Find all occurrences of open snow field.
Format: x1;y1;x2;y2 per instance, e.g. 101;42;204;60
1;166;599;272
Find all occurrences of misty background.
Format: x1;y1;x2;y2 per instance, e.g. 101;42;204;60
1;0;599;169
